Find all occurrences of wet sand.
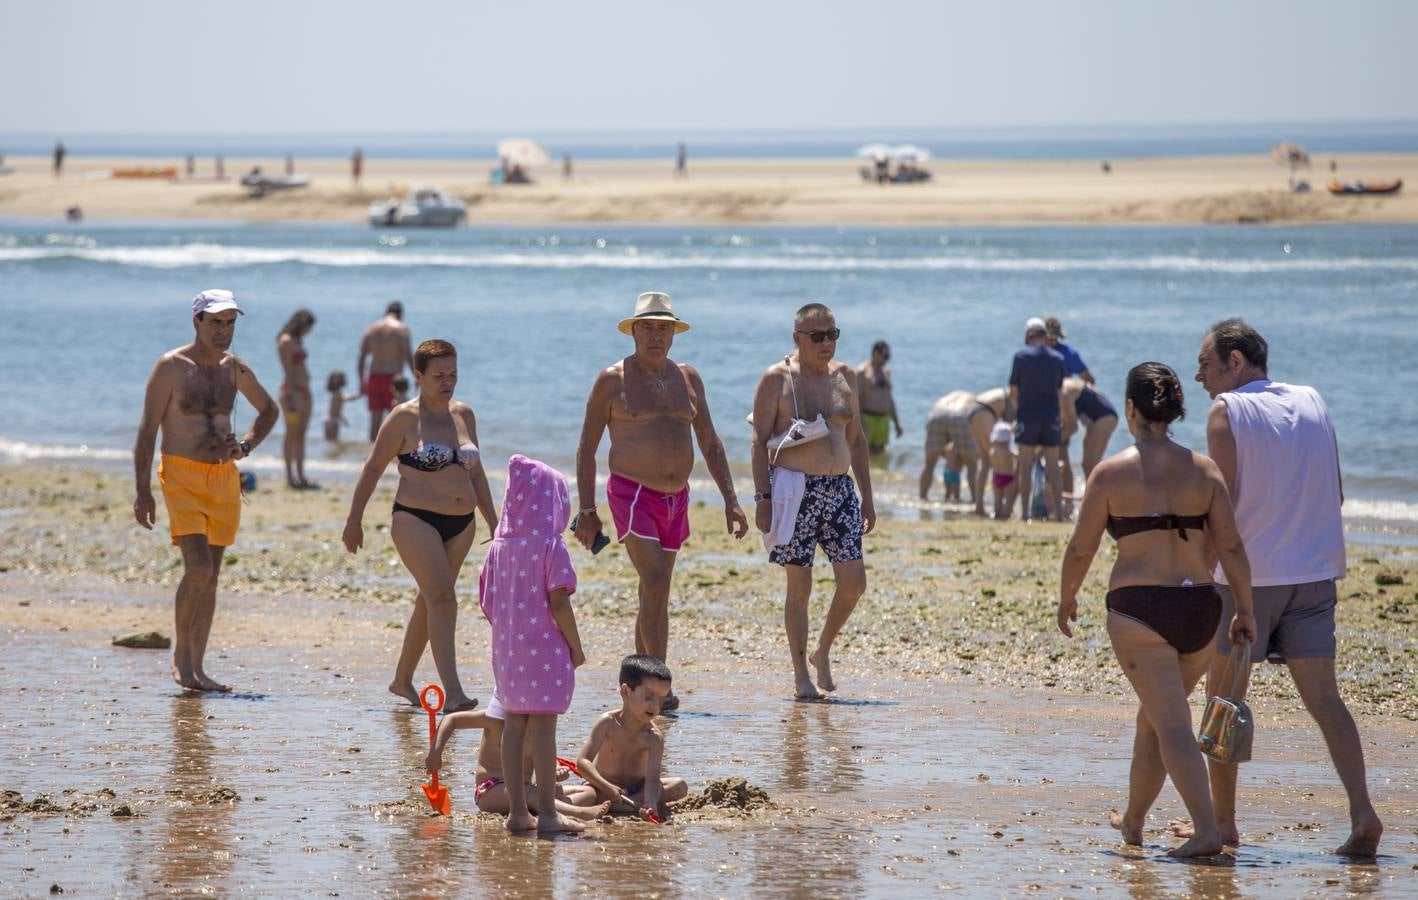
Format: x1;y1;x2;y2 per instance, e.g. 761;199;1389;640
1;465;1415;895
3;153;1417;225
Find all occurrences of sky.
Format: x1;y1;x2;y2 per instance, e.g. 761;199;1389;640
3;0;1416;135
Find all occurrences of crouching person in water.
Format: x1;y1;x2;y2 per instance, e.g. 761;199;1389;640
575;655;688;821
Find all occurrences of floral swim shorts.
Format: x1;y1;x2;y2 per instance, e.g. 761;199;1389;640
769;474;863;568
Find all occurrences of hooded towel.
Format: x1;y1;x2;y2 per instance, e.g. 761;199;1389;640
479;454;578;715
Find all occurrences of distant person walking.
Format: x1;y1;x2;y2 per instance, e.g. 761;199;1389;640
574;292;748;711
215;154;225;179
563;153;573;180
1057;362;1256;858
52;140;65;177
351;147;364;186
277;309;317;489
358;301;414;441
1009;317;1067;520
856;341;902;454
675;142;687;177
133;290;278;692
1185;318;1383;856
285;154;295;176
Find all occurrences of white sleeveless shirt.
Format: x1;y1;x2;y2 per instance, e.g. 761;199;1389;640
1214;380;1346;587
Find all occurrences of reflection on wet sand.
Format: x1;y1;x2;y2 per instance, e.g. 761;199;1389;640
158;695;234;894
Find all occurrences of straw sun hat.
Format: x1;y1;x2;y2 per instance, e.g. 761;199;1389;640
617;291;691;336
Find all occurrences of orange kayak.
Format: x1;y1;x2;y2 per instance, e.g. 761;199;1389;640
112;166;179;179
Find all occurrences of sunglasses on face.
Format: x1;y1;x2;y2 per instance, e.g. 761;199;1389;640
797;328;841;344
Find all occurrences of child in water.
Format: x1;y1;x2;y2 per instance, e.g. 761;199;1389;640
427;699;609;821
989;420;1018;520
323;371;359;443
480;454;587;834
941;441;964;501
392;374;410;405
575;654;688;821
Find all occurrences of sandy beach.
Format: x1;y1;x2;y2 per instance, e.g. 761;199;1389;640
1;464;1414;894
2;153;1416;226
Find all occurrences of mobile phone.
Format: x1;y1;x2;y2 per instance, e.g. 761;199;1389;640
571;515;611;555
590;531;610;555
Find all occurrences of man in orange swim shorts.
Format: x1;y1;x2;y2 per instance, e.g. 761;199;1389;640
133;290;278;692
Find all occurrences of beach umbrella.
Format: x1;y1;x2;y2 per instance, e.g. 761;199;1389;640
890;144;933;162
1269;143;1311;168
855;143;893;159
496;138;551;167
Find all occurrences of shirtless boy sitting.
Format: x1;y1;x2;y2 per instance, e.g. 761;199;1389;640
574;655;688;821
427;695;609;822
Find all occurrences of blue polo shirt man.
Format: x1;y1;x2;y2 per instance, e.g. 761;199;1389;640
1008;317;1067;520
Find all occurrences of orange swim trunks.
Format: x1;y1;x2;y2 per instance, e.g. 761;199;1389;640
158;455;241;547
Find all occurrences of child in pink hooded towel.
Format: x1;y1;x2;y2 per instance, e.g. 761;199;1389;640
479;454;587;833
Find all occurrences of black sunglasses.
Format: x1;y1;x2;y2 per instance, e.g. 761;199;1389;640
796;328;840;344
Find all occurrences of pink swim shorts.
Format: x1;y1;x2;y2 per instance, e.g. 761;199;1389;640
607;473;690;551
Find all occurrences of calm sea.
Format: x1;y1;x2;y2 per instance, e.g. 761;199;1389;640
3;220;1416;540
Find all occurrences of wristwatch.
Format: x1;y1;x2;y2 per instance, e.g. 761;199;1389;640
753;490;771;503
238;440;252;458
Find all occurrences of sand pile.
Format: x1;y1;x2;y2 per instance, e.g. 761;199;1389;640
673;777;774;815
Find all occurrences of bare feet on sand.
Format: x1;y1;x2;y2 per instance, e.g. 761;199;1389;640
807;648;836;693
1166;832;1224;858
388;682;421;706
1169;817;1239;847
538;812;586;834
172;664;231;693
794;675;824;701
565;801;612;821
1335;811;1383;857
1108;808;1143;845
506;811;537;833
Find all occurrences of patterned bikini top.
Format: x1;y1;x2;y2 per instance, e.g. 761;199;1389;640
398;442;479;472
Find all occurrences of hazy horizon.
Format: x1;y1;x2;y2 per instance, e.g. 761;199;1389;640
4;0;1415;135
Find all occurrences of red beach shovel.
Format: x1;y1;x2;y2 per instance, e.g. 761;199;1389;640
420;684;452;816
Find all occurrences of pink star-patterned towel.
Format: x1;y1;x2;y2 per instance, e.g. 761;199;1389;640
479;454;579;715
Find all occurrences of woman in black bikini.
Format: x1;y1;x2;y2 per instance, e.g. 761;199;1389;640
343;339;498;714
1057;362;1256;858
277;309;316;489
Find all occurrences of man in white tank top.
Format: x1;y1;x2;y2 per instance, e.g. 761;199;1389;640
1189;318;1381;856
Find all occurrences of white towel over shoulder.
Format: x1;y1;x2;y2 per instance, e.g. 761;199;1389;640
763;466;806;552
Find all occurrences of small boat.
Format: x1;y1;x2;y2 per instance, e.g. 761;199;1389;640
1328;179;1402;195
369;186;467;227
240;168;311;197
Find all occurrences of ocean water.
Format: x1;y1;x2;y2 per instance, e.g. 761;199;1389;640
2;220;1416;534
3;119;1416;161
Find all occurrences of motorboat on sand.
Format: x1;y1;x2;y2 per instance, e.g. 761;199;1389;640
369;186;467;227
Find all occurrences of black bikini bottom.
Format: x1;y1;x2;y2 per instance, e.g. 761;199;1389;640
392;502;475;543
1105;584;1222;655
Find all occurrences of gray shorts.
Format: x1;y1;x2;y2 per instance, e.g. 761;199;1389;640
1216;580;1338;662
926;411;978;462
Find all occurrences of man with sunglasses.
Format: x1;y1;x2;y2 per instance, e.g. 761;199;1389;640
856;340;903;455
750;303;876;700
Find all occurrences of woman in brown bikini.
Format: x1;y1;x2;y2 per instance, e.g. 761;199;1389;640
1057;362;1256;858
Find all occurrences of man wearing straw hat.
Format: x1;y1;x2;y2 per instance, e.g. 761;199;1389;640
575;292;749;711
